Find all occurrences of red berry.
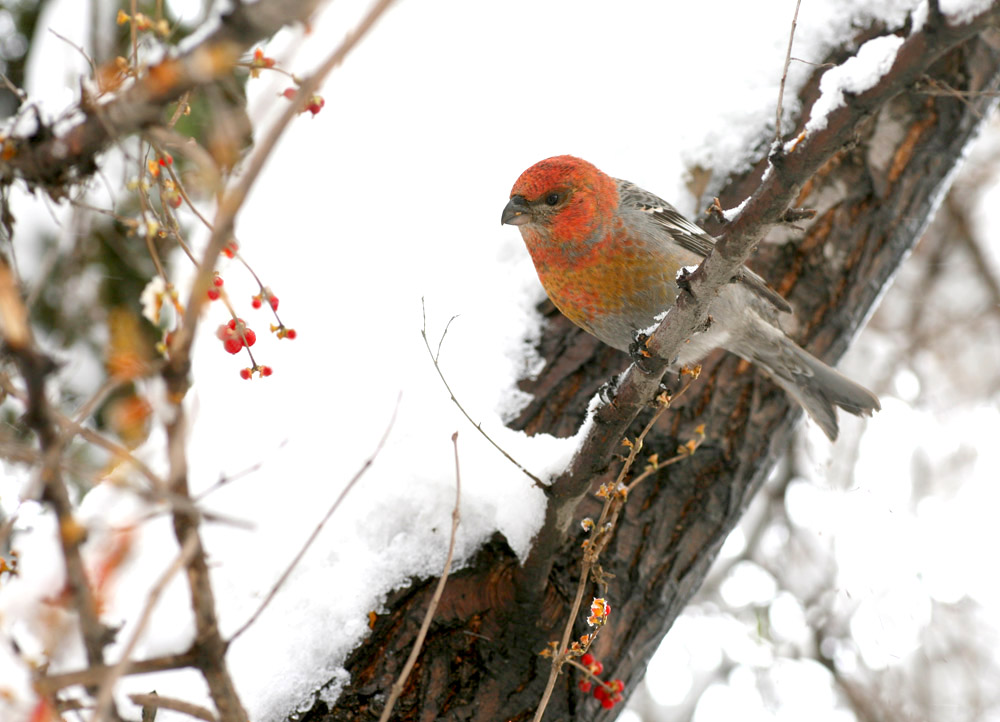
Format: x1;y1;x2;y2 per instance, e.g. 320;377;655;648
243;329;256;346
224;337;242;354
239;368;251;379
207;288;220;301
285;329;297;340
581;654;594;666
592;661;603;675
593;685;607;701
578;681;591;693
228;318;238;330
612;679;624;692
269;295;279;310
251;297;262;309
600;698;614;710
213;276;224;287
260;366;273;377
282;87;297;100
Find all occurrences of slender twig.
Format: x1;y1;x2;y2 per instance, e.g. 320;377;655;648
0;258;110;673
194;442;287;502
156;8;398;720
0;370;169;491
168;0;398;366
91;533;199;722
128;694;217;722
774;0;803;144
532;376;702;722
228;395;401;644
378;431;462;722
48;28;98;77
37;651;202;694
421;298;545;489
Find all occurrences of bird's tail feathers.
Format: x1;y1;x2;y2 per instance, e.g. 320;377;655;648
751;339;880;442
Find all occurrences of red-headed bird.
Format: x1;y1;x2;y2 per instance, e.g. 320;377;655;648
502;155;879;440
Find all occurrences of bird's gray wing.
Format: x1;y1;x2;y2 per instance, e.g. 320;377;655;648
616;180;792;314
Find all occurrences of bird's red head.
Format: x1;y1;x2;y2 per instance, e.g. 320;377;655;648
502;155;619;243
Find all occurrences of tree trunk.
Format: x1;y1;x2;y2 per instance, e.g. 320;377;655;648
308;22;1000;722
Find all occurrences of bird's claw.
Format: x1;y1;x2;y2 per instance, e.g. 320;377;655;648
629;332;661;375
598;374;622;404
676;267;696;300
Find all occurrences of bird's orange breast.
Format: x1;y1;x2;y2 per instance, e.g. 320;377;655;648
524;226;682;340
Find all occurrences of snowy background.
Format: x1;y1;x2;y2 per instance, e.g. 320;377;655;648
1;0;999;721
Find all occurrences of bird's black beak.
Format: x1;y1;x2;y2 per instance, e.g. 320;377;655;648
501;195;531;226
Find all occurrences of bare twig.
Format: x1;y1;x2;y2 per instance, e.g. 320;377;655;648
36;651;202;694
194;441;288;502
775;0;803;144
421;298;545;489
532;375;704;722
378;431;462;722
168;0;397;368
48;28;98;77
128;694;217;722
152;6;397;719
228;395;401;644
92;532;199;722
0;257;110;672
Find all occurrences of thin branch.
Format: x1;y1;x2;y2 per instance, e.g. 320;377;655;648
128;694;217;722
167;0;397;372
36;651;202;694
194;441;288;502
91;532;199;722
153;6;397;719
377;431;462;722
532;382;695;722
421;298;545;489
228;395;401;645
775;0;803;144
0;257;110;672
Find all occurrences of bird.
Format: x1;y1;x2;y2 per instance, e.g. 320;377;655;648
501;155;880;440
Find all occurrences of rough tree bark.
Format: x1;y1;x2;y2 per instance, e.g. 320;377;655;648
309;12;1000;722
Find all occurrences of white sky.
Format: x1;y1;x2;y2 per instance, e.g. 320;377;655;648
1;1;999;721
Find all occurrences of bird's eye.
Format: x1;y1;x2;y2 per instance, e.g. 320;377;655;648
544;192;561;206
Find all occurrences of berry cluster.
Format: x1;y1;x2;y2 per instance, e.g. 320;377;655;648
239;365;272;380
577;654;624;710
207;274;224;301
217;318;256;355
251;287;279;311
281;87;325;116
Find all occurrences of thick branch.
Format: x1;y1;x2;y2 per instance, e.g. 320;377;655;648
313;10;1000;722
